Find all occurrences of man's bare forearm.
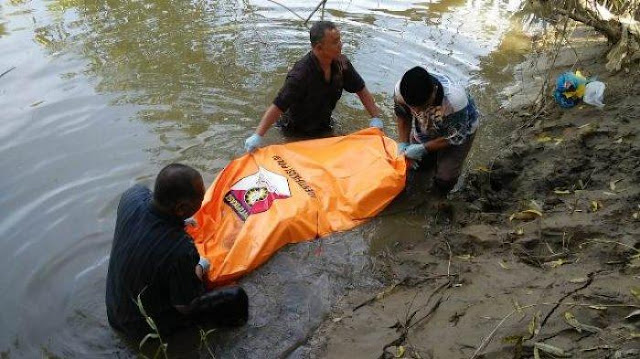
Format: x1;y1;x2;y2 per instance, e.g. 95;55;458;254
425;137;449;152
396;116;411;143
256;104;283;136
356;87;381;118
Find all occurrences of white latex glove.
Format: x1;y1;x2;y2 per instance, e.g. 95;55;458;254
397;142;409;156
403;143;427;160
369;117;383;129
244;133;263;153
198;257;211;273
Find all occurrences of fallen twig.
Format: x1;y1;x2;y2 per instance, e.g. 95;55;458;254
265;0;306;22
445;240;452;276
470;304;537;359
380;280;450;357
540;272;595;328
353;277;408;311
304;0;328;25
582;239;640;255
469;296;640;359
380;296;444;356
411;273;458;286
352;273;455;312
543;302;640;309
0;66;16;79
407;295;444;330
532;25;566;116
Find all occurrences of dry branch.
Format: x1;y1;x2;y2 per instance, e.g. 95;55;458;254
536;0;640;71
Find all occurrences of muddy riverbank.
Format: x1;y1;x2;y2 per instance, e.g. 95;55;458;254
0;1;528;357
299;36;640;359
3;2;638;358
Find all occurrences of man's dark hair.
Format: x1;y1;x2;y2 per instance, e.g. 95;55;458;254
153;163;202;207
400;66;444;107
310;21;337;46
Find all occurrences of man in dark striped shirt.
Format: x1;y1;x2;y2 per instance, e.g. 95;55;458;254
106;164;248;340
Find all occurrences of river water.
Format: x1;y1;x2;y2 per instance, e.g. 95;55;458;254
0;0;528;357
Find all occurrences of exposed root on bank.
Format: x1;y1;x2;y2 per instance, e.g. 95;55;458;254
379;280;450;359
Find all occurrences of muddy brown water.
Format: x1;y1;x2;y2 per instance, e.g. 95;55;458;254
0;0;530;357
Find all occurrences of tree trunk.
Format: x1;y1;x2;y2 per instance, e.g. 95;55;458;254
541;0;640;71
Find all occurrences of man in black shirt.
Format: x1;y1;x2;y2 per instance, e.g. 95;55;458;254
244;21;383;152
106;164;248;340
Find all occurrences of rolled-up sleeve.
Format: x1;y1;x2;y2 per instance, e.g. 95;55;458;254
342;57;365;93
393;92;411;122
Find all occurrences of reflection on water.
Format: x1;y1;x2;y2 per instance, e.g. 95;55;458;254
0;0;528;357
26;0;525;144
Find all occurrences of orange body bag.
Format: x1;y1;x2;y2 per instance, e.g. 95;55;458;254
187;128;407;286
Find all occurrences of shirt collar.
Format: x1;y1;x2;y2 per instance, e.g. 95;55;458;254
148;199;185;227
309;51;338;75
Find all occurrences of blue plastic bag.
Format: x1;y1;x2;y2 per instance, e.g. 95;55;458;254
553;71;587;108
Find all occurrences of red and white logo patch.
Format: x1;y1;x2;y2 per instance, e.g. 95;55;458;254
224;167;291;220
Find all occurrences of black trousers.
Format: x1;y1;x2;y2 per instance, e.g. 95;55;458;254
413;134;476;195
276;112;335;139
120;285;249;340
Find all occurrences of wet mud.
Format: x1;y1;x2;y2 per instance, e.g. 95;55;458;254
299;43;640;359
